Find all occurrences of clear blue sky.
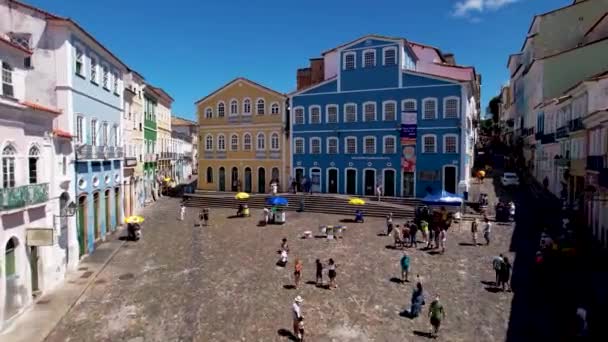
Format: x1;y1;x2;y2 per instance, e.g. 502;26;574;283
27;0;571;120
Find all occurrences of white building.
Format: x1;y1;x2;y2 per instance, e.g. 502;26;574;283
171;116;198;184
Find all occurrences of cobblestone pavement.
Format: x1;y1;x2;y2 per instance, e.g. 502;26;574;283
45;198;515;342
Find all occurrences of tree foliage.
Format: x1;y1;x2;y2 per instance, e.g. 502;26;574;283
488;96;501;123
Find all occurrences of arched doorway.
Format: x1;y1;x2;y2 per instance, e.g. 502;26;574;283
219;167;226;191
443;166;457;194
364;169;376;196
328;168;338;194
4;237;21;320
115;187;121;230
310;168;321;193
271;167;280;190
346;169;357;195
384;169;395;197
231;167;238;191
258;167;266;193
78;195;88;256
104;189;111;236
93;192;101;241
295;168;304;192
245;167;252;193
59;192;70;237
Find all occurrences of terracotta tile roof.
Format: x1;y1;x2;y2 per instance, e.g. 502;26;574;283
194;77;286;105
21;101;61;114
52;129;72;139
171;116;197;126
146;85;174;102
0;35;33;55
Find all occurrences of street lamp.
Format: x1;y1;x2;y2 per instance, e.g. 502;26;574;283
57;201;77;217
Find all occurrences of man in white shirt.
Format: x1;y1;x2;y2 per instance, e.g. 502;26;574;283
483;217;492;245
292;296;303;340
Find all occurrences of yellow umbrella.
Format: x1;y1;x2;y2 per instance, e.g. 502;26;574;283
125;215;144;224
235;192;250;200
164;177;172;182
348;197;365;205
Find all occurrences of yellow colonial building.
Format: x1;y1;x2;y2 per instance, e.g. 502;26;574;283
196;78;289;193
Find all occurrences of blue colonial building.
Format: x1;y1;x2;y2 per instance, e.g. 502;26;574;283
70;31;127;256
291;35;479;198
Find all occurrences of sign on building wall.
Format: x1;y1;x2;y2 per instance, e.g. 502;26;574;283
401;111;417;172
26;228;54;246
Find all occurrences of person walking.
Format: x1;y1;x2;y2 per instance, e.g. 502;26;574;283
202;208;209;226
400;252;410;283
386;213;394;236
420;220;429;246
315;259;323;286
327;258;337;289
483;217;492;245
409;281;425;318
493;254;504;287
294;259;303;289
439;229;447;254
428;296;445;338
376;184;382;202
179;204;186;221
292;296;304;341
471;218;479;246
409;221;418;248
198;209;205;227
499;256;512;291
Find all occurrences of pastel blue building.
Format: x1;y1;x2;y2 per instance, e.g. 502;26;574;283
290;35;479;198
71;34;127;256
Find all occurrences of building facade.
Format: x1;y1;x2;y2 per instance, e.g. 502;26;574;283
196;78;289;193
143;88;158;203
150;86;174;182
290;35;478;198
171;116;198;184
122;70;145;217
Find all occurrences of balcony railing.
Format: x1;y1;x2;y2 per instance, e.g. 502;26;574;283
116;147;124;158
568;118;584;132
587;155;605;172
144;154;157;162
106;146;116;159
76;144;124;160
599;168;608;188
541;133;555;144
556;126;569;139
0;183;49;211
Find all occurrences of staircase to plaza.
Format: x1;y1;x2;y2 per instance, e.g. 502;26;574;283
183;192;417;219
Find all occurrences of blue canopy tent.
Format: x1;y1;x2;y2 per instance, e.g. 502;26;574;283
421;190;463;206
266;196;288;206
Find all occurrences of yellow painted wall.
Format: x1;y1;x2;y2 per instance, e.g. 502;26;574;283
195;78;290;192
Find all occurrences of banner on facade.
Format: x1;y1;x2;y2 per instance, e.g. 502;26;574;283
401;138;416;172
401;112;417;125
400;125;417;138
26;228;54;246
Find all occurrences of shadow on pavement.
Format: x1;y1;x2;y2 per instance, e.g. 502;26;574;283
277;329;298;341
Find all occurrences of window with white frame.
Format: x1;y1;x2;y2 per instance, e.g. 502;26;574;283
243;133;252;151
91;119;98;145
344;52;356;70
423;98;437;119
75;47;84;76
205;135;213;151
423;135;437;153
363;49;376;68
28;146;40;184
271;133;280;150
230;134;238;151
402;99;417;112
257;99;265;115
364;136;376;154
294;107;304;124
2;144;16;188
243;98;251;114
383;101;396;121
90;56;98;83
205;107;213;119
102;122;108;145
271;102;279;115
2;62;14;97
76;116;84;144
326;105;338;123
327;137;338;154
257;133;265;150
310;106;321;124
383;136;396;154
383;47;396;65
112;125;119;146
364;102;376;122
310;137;321;154
294;138;304;154
102;65;109;89
345;137;357;154
443;134;457;153
217;102;225;117
230;100;238;115
443;97;459;118
217;134;226;151
113;72;119;94
344;104;357;123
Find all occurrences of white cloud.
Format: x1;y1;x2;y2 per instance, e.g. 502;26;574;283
453;0;519;18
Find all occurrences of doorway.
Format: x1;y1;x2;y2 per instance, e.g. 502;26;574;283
78;195;88;256
245;167;252;193
364;169;376;196
258;167;266;193
93;192;101;241
328;169;338;193
295;168;304;192
29;246;39;295
443;166;457;194
4;237;20;319
219;167;226;191
384;169;395;197
115;187;120;230
231;167;238;191
402;172;414;197
310;168;321;193
105;189;111;236
346;169;357;195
